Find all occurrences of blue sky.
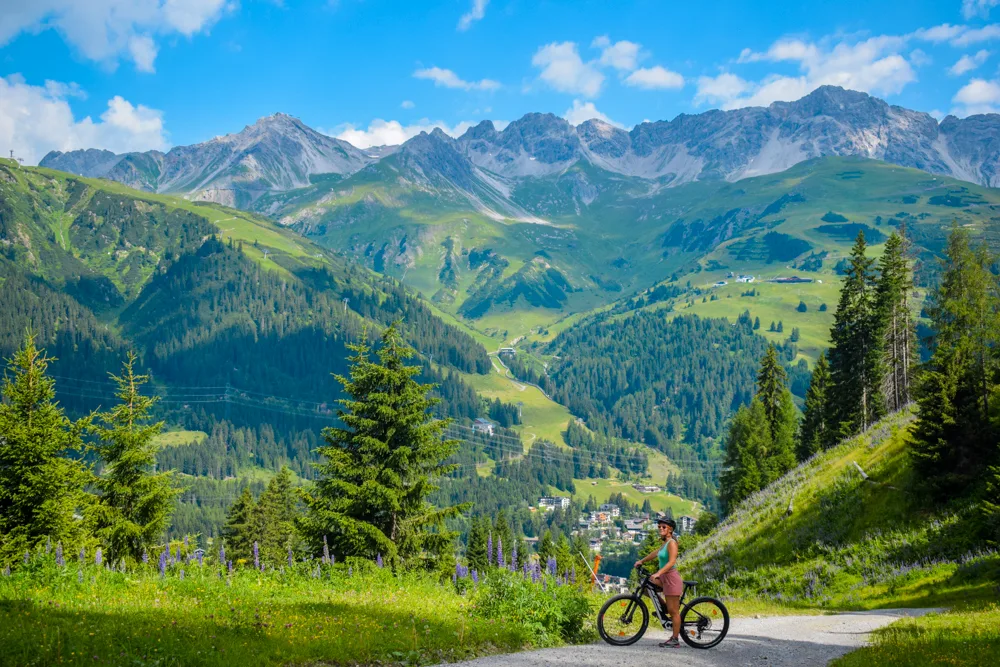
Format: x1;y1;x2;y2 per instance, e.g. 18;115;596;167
3;0;1000;163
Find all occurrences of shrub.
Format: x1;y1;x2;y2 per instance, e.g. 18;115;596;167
471;569;594;645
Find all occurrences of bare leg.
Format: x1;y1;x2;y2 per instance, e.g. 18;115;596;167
666;595;681;640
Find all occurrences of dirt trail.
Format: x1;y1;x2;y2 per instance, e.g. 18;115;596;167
443;608;939;667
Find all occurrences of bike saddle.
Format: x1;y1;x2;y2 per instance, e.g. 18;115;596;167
683;580;698;586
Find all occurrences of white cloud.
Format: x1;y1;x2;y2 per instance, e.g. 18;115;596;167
695;73;752;105
952;77;1000;115
330;118;476;149
0;75;168;165
0;0;230;73
531;42;604;98
912;24;967;43
951;24;1000;47
624;65;684;90
963;0;1000;19
950;49;991;75
413;67;500;91
128;34;158;72
717;35;916;109
563;100;622;126
592;36;641;71
401;100;415;109
457;0;488;31
909;49;932;67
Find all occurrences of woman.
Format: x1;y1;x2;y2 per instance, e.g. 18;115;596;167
634;516;683;648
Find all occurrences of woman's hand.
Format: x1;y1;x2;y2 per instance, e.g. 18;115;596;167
634;560;644;569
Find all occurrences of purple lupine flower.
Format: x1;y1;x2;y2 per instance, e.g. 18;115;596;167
175;546;181;562
142;549;148;565
55;542;64;568
197;551;203;567
471;569;479;584
159;550;167;578
330;553;335;566
547;556;556;576
531;565;540;584
227;560;233;574
323;535;330;565
288;546;294;568
79;547;85;564
511;546;518;571
219;542;225;565
184;536;189;549
179;569;185;581
376;553;383;568
487;534;493;566
95;548;103;567
570;567;576;584
253;541;260;570
46;537;52;554
452;571;457;584
496;538;504;569
23;551;29;565
455;562;462;581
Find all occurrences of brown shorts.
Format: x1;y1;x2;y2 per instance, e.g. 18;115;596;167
658;569;683;597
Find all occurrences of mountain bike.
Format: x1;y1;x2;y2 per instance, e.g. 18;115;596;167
597;565;729;648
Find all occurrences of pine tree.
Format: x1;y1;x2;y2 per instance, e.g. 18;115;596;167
466;516;488;571
90;352;178;563
753;316;761;330
756;345;797;477
875;231;916;413
222;487;258;563
0;333;89;561
829;231;884;437
555;532;573;574
256;466;299;565
911;225;999;498
299;324;468;566
537;529;555;564
719;400;769;513
797;352;832;460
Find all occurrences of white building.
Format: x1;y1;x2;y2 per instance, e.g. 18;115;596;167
472;418;495;436
539;496;571;511
679;515;698;534
598;503;621;517
736;275;755;283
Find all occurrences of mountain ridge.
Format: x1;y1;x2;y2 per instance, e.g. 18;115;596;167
42;87;1000;209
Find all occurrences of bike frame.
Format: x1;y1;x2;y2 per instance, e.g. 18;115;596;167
628;569;695;630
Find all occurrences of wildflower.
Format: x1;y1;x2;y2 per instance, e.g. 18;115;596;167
570;567;576;584
227;560;233;574
471;569;479;584
159;551;167;578
142;549;148;565
497;538;504;569
331;553;335;566
376;553;383;568
288;546;294;568
323;535;330;565
77;569;83;583
95;548;103;567
219;542;226;566
55;542;64;568
180;569;185;581
253;542;260;571
23;551;28;565
487;534;493;566
455;562;462;581
547;556;556;576
79;547;86;564
184;536;189;548
197;551;203;567
511;546;518;570
175;546;181;563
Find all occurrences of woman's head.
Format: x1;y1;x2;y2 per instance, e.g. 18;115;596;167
656;516;676;538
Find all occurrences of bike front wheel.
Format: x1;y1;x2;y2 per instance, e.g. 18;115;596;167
597;594;649;646
679;596;729;649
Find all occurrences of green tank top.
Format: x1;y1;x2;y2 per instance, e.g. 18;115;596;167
658;538;677;570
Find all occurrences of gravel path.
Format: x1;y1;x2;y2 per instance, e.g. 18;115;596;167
444;609;939;667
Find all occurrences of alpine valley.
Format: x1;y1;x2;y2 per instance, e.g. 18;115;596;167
7;85;1000;542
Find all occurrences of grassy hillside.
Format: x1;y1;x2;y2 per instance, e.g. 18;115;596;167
686;409;999;610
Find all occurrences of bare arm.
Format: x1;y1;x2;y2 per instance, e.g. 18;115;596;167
633;545;661;568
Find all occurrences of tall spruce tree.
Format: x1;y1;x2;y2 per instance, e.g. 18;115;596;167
466;516;488;571
828;231;884;437
875;231;916;413
300;324;467;566
90;353;178;563
256;466;300;564
797;352;832;460
221;487;258;563
756;345;798;480
0;333;89;561
719;399;769;513
911;225;999;498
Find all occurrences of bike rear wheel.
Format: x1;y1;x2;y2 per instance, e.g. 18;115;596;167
679;596;729;649
597;594;649;646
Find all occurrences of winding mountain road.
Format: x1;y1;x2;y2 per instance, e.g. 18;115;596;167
444;609;938;667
